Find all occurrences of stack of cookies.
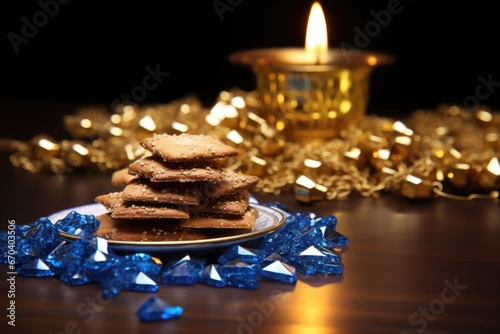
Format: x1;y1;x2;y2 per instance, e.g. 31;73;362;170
93;133;261;242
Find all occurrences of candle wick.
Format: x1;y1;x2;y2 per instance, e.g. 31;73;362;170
315;46;321;65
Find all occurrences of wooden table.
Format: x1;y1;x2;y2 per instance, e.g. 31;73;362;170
1;101;499;333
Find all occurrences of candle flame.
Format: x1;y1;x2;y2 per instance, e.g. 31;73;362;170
305;2;328;64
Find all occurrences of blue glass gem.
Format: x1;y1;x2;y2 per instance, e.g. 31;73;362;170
82;237;116;274
84;249;115;271
137;295;183;322
44;240;84;274
218;245;263;265
17;258;56;277
219;260;259;290
198;264;226;288
60;267;92;286
313;227;349;248
123;253;163;279
90;256;125;299
292;245;343;275
14;224;34;238
160;259;204;286
252;231;290;257
260;254;297;283
54;211;100;237
312;215;338;229
16;217;60;264
120;254;161;293
316;261;344;275
123;271;159;292
99;274;124;299
162;254;192;271
85;236;114;256
286;211;318;230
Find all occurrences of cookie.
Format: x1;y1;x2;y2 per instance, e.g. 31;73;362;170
95;192;122;212
128;155;223;183
111;168;135;187
192;190;249;215
94;213;207;242
111;202;190;220
203;170;261;198
121;178;202;205
141;133;239;162
179;206;258;229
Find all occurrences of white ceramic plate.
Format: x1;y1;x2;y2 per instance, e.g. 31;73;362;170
48;203;286;253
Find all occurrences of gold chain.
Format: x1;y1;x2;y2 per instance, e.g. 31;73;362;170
1;91;499;202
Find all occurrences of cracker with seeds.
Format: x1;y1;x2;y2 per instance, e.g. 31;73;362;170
111;202;189;220
141;133;239;162
93;133;262;240
128;155;223;183
179;206;258;229
121;178;202;205
191;191;250;216
111;168;135;187
203;170;261;198
95;213;207;241
95;192;123;212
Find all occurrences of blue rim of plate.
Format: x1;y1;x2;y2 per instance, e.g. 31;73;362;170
47;203;286;252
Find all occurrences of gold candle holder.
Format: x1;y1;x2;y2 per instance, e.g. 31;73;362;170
229;2;395;145
230;48;394;145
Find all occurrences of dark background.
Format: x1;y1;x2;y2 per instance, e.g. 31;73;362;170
1;0;500;140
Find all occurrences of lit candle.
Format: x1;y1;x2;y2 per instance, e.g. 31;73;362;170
230;2;395;144
305;2;328;65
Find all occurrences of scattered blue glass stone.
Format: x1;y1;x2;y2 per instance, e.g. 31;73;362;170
120;254;161;292
285;211;319;230
219;260;259;290
124;253;162;278
313;227;349;248
252;231;290;257
218;245;264;265
137;295;183;322
60;268;92;286
313;215;338;229
8;200;350;320
84;249;115;271
291;245;343;275
160;259;205;285
17;258;57;277
54;211;100;237
124;271;159;292
198;264;226;288
16;218;60;264
98;268;125;299
44;240;84;274
0;223;35;264
260;259;297;284
85;236;114;256
14;223;35;237
316;262;344;275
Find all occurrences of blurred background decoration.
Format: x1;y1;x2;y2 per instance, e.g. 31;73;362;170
1;0;499;202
